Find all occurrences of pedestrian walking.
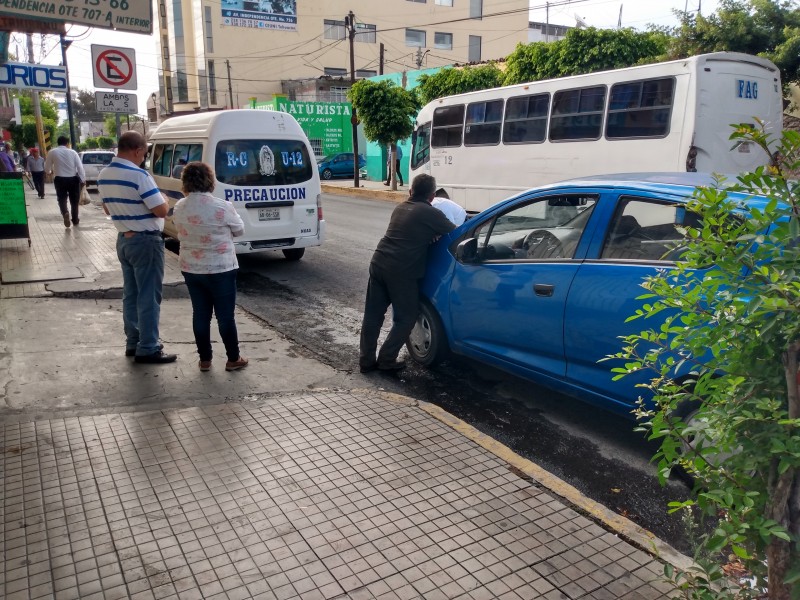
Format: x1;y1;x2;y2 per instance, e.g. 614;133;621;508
44;136;85;227
98;131;177;364
0;143;14;172
384;142;404;186
172;161;249;372
26;148;46;198
359;173;455;372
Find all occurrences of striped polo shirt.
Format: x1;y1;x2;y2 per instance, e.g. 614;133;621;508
99;157;166;233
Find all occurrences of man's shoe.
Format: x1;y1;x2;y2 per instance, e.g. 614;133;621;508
377;360;406;371
72;220;79;226
359;363;377;373
225;356;249;371
126;343;163;357
135;351;177;364
199;360;212;372
383;182;389;186
63;213;70;227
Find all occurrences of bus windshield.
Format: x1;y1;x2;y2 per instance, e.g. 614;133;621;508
215;139;313;186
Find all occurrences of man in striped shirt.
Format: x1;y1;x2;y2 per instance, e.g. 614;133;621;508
99;131;177;364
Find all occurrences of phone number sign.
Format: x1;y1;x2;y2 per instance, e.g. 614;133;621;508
0;0;152;34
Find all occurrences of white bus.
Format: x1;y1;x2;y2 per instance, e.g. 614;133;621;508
410;52;783;212
149;109;324;260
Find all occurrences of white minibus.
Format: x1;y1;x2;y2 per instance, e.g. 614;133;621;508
410;52;783;212
148;109;324;260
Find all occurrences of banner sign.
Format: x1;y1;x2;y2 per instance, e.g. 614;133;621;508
0;172;30;243
255;99;352;158
95;91;137;113
222;0;297;31
0;1;152;34
0;61;66;91
0;16;65;34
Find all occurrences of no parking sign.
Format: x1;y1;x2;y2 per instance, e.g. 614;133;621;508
91;45;137;91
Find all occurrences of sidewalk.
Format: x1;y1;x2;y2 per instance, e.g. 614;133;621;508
1;182;682;599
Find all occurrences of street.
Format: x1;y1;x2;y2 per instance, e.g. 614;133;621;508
229;192;701;556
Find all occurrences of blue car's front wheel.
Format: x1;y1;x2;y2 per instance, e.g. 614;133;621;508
406;302;449;366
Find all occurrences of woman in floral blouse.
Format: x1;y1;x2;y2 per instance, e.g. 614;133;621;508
173;162;248;372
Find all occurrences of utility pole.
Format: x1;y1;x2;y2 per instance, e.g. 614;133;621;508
345;11;359;188
379;43;384;75
225;59;233;109
26;34;45;155
59;34;77;148
545;2;550;43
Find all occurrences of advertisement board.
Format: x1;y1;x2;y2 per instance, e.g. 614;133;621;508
0;1;152;34
254;99;352;158
222;0;297;31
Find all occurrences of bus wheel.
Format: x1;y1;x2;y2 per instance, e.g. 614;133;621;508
282;248;305;261
322;169;333;180
406;302;449;366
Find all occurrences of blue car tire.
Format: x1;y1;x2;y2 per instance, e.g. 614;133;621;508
406;302;449;366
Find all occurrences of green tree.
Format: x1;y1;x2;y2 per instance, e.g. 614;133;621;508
416;63;504;105
611;125;800;598
504;27;668;85
666;0;800;89
348;79;420;189
84;137;99;149
71;88;105;122
97;136;114;149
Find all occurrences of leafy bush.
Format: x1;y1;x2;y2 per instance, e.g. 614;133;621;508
611;124;800;598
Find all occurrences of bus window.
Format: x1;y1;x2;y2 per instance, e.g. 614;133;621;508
503;93;549;144
606;78;674;139
432;105;465;147
153;144;174;177
549;86;605;141
411;122;431;169
465;99;503;146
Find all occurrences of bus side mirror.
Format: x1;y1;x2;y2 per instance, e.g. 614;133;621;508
456;237;479;263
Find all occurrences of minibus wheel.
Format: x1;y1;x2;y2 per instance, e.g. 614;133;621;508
282;248;305;261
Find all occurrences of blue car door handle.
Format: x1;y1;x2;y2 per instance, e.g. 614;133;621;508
534;284;554;297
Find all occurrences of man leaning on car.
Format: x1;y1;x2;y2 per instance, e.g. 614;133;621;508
359;173;455;373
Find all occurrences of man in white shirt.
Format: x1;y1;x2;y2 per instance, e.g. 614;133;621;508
44;136;85;228
431;188;467;226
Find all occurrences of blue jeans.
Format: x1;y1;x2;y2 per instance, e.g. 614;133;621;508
116;233;165;356
182;269;240;362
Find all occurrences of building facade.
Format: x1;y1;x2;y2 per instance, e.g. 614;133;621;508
155;0;529;114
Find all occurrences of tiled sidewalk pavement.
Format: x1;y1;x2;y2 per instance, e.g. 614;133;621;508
1;391;672;600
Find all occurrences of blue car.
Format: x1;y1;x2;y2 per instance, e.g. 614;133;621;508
318;152;365;180
406;173;770;417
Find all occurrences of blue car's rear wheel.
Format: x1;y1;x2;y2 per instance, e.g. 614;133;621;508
406;302;449;366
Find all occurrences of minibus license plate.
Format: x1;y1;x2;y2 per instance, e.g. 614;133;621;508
259;208;280;221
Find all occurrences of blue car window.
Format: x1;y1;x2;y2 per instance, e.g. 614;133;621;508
602;197;692;261
473;195;597;260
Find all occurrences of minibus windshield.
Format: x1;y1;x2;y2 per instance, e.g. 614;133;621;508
215;139;313;186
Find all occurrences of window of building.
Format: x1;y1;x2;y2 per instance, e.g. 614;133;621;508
204;5;213;53
606;78;674;139
465;100;503;145
432;104;465;147
470;0;482;18
435;0;453;5
503;93;549;144
407;0;426;3
468;35;481;62
329;86;348;102
159;0;166;18
549;86;606;141
309;138;323;159
208;60;217;105
324;19;346;40
406;29;426;47
434;32;453;50
176;70;188;103
356;69;377;78
324;67;347;77
162;34;170;71
356;23;376;43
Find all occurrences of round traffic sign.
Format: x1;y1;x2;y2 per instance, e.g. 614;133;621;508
95;49;133;88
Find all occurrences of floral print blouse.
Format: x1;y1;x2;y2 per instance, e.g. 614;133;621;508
173;191;245;274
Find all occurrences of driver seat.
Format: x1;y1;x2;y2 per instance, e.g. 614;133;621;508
603;215;644;259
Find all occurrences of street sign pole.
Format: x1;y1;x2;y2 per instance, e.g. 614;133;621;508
114;88;120;139
60;34;76;148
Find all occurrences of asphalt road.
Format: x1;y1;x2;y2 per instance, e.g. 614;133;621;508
230;192;706;556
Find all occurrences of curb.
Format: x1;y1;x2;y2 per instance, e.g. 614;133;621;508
374;389;695;575
321;183;407;203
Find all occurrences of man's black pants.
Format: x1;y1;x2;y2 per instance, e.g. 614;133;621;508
359;263;419;368
30;171;44;198
54;175;81;223
385;159;403;186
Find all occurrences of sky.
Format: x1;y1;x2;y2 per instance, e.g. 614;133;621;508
10;0;721;119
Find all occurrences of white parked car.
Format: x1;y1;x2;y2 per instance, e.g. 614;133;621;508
80;150;115;190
